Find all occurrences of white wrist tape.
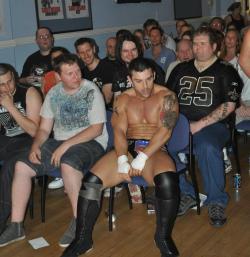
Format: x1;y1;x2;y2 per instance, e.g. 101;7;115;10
131;151;148;171
117;155;130;174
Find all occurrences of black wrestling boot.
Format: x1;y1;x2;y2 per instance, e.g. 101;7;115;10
154;172;180;257
61;173;103;257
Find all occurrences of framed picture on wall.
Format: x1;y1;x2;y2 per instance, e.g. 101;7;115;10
35;0;93;34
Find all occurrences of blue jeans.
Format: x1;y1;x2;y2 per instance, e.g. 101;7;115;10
179;122;230;207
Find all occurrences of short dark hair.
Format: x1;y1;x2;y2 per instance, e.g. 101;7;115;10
0;63;18;82
209;17;225;31
115;33;142;64
116;29;132;39
149;26;164;37
193;26;218;46
52;54;81;74
51;46;70;55
74;37;99;57
128;57;154;77
36;27;53;38
143;18;159;30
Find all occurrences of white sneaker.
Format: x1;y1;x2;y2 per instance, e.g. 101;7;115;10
224;159;233;174
48;178;64;189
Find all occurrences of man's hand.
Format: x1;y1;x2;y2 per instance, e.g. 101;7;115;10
130;151;148;176
51;142;70;167
117;155;132;182
29;145;42;164
190;120;204;135
0;93;14;110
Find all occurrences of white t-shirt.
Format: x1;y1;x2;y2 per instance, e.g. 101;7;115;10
41;79;108;149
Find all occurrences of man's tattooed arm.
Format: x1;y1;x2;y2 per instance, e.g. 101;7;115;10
201;102;235;126
161;93;179;129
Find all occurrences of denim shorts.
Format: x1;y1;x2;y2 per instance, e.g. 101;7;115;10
17;138;105;176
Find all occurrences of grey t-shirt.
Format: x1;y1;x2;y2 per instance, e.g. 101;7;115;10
40;79;108;149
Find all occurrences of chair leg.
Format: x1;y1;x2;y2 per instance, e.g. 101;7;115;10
139;186;146;204
29;177;35;219
125;184;133;209
232;130;241;175
189;133;201;215
41;175;48;222
108;187;115;231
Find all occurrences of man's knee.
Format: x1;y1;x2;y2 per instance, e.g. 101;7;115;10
79;172;103;201
15;161;36;177
154;172;179;200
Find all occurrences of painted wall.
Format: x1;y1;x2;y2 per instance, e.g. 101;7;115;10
0;0;230;74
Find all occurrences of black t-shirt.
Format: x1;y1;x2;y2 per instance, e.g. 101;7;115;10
21;51;52;78
0;85;29;137
112;60;166;93
82;59;115;90
166;59;243;121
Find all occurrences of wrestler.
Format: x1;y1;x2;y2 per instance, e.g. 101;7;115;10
61;57;180;257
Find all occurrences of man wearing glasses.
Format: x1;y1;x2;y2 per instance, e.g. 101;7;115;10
19;27;54;86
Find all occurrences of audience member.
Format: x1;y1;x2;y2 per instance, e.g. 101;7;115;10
167;27;242;227
220;29;241;66
209;17;225;33
0;54;108;248
19;27;54;86
134;29;146;52
41;46;70;190
144;26;176;72
0;63;42;234
165;39;193;82
61;57;180;257
143;18;176;52
224;2;248;32
75;37;115;106
174;19;187;42
112;33;165;98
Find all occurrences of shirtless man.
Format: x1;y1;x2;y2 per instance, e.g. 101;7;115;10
61;57;180;257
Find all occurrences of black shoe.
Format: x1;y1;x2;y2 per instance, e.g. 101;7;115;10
61;238;93;257
208;204;227;227
177;194;196;216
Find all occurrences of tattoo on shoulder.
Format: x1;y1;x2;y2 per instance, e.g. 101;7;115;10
161;94;178;129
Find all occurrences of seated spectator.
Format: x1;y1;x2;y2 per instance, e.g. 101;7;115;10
0;63;42;234
112;33;165;99
144;26;176;72
134;29;146;52
42;46;70;96
220;29;241;66
0;54;108;248
224;2;248;33
143;18;176;52
41;46;70;190
74;37;115;107
167;27;242;227
174;19;187;42
209;17;225;33
102;36;117;65
165;39;193;82
19;27;54;87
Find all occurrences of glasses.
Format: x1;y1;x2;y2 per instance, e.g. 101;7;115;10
37;34;51;40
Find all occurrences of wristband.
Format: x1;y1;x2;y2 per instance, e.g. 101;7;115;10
117;155;130;174
131;151;148;171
